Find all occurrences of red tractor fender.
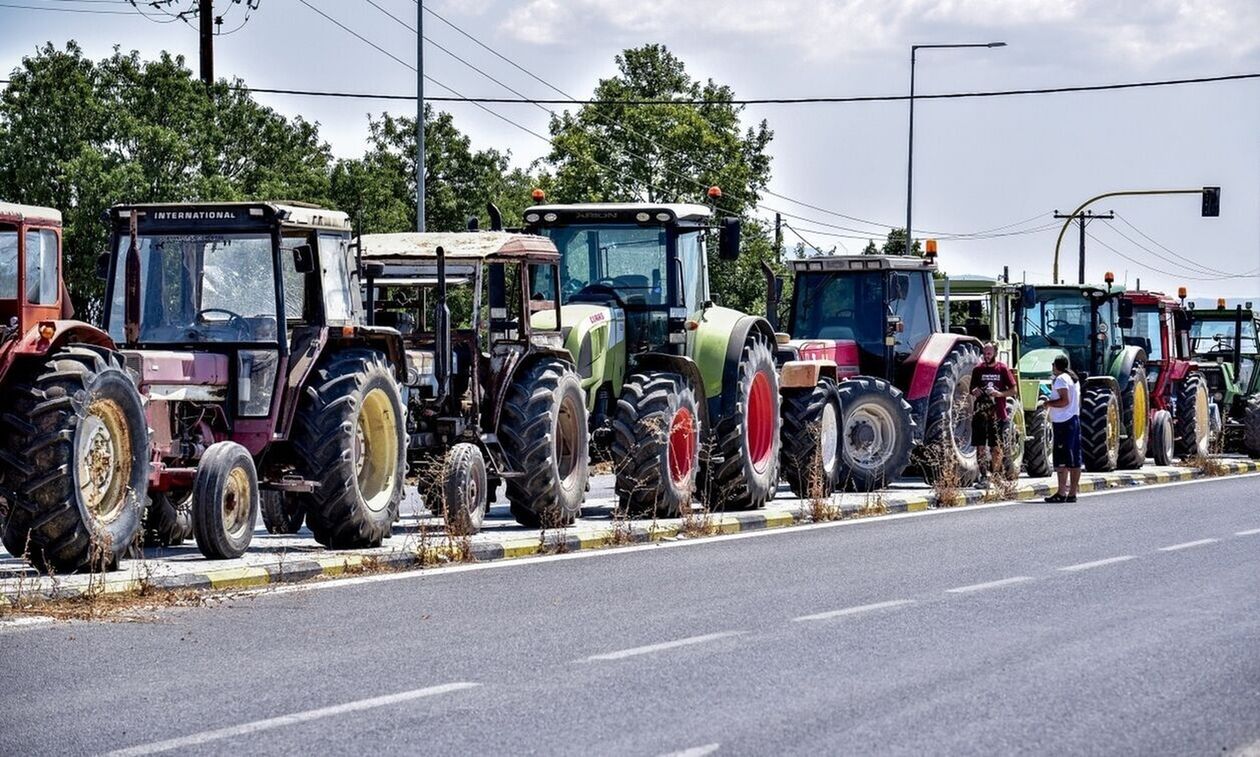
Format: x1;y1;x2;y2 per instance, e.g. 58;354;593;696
902;332;980;402
0;319;116;380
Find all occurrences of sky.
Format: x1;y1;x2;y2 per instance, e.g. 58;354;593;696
2;0;1259;298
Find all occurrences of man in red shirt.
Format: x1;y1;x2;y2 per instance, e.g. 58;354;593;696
970;342;1017;486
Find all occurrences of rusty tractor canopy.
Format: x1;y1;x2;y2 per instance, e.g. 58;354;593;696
359;231;559;263
0;201;62;226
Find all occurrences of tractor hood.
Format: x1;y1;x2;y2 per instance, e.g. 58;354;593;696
1018;347;1066;381
531;303;623;385
778;338;861;378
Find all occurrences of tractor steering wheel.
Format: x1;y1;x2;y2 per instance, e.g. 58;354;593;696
572;282;624;306
196;308;251;339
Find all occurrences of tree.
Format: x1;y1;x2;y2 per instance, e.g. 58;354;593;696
880;228;922;257
544;44;780;314
329;106;536;236
0;43;334;317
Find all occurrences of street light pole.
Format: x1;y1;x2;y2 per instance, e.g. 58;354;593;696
416;0;425;233
905;42;1005;256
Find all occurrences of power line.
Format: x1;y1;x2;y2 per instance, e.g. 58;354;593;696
1085;230;1256;281
0;1;138;14
1111;212;1238;277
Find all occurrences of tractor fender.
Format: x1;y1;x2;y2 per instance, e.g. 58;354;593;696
1106;345;1146;391
0;320;118;380
632;351;711;430
902;332;981;403
778;359;838;391
327;325;407;381
690;308;776;422
489;347;578;433
1085;374;1121;395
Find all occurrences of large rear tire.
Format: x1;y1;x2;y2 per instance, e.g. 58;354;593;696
0;345;148;573
1150;409;1174;466
1081;383;1121;472
1244;394;1260;459
1174;372;1211;458
702;336;780;511
1117;363;1150;470
780;380;840;498
612;372;699;518
501;358;589;528
835;376;914;492
1023;398;1054;478
292;350;404;549
920;341;982;486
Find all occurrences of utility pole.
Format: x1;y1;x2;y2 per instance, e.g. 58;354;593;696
1052;209;1114;285
199;0;214;86
416;0;425;232
773;212;782;259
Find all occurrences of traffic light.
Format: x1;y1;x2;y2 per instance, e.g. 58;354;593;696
1202;186;1220;217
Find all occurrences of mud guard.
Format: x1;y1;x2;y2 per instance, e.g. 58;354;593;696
901;332;981;430
489;347;578;433
633;352;711;430
711;315;777;425
1107;345;1147;391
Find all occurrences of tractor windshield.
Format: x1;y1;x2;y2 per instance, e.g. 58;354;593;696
1129;306;1163;361
790;270;886;357
1191;318;1258;356
0;227;15;299
107;233;280;344
538;224;668;307
1018;288;1117;373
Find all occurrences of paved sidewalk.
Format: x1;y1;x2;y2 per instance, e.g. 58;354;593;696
3;458;1257;602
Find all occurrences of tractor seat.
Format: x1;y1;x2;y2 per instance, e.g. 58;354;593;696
817;325;856;341
1124;336;1152;355
375;310;417;335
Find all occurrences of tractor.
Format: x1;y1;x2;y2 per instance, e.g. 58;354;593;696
936;273;1031;477
1013;274;1148;472
1187;298;1260;457
766;250;983;493
1122;288;1210;463
522;193;780;517
0;202;150;573
359;229;590;531
101;202;407;559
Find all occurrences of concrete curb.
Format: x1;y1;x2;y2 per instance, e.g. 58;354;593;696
4;460;1258;604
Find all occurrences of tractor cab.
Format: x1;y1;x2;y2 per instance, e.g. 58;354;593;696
1014;283;1128;382
1122;290;1195;401
1188;300;1260;453
782;254;940;382
0;202;69;352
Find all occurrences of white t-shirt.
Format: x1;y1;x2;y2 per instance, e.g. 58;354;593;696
1048;373;1080;423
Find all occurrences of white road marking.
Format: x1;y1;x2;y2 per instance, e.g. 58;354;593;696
661;744;720;757
1158;538;1220;552
946;576;1035;594
1058;555;1137;572
1234;528;1260;536
0;616;54;631
104;682;480;756
792;599;916;622
222;471;1260;601
580;632;743;662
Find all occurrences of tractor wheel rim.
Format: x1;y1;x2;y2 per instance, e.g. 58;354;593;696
746;371;774;472
844;402;895;469
1195;387;1210;453
464;469;480;516
954;376;975;449
819;402;839;477
668;407;696;485
556;393;581;485
356;388;399;513
76;399;132;524
1107;398;1120;457
1133;380;1148;448
222;466;253;538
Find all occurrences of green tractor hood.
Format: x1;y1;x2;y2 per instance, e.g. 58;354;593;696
531;303;625;411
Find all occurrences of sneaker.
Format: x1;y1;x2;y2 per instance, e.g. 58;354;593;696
1064;495;1077;503
1044;493;1066;503
975;477;989;489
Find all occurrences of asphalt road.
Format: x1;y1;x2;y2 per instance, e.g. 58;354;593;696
3;475;1259;756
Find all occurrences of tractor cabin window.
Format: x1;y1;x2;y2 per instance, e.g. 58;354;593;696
318;234;358;324
0;227;16;299
25;229;58;305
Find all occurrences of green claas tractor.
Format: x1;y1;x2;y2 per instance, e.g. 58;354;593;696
1014;275;1148;472
523;195;780;516
1188;299;1260;457
1;202;150;573
936;274;1030;477
767;252;982;492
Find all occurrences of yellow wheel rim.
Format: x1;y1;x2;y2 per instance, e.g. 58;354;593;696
76;398;133;525
1107;397;1120;456
1132;379;1148;444
355;388;399;513
222;467;254;539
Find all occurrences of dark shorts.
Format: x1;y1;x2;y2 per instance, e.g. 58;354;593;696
1052;417;1083;469
972;412;1010;449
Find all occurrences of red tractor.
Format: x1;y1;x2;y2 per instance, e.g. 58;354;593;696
767;251;983;494
1122;288;1211;463
0;202;150;573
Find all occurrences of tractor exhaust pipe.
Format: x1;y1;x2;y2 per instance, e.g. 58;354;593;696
435;244;451;401
124;211;141;345
761;261;779;331
1235;305;1245;379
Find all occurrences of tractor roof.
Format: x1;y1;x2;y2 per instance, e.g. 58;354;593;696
359;231;559;262
526;203;713;225
789;254;936;273
1124;290;1181;308
0;201;62;225
110;202;350;231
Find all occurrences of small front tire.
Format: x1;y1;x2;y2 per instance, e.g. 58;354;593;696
191;442;259;560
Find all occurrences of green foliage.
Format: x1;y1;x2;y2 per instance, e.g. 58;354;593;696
329;106;536;236
0;43;333;317
544;44;781;315
879;228;922;257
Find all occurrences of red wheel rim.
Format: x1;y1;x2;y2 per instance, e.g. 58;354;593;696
747;371;774;472
668;407;696;484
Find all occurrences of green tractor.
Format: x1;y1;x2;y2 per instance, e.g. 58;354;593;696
936;274;1030;477
1188;299;1260;457
1013;274;1149;473
523;197;780;516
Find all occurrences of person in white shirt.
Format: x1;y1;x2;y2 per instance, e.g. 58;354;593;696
1044;355;1082;502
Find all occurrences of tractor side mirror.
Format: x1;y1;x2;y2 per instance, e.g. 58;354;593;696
292;244;315;274
718;218;741;261
1118;316;1134;330
1021;287;1036;308
96;251;111;279
1173;309;1190;332
1117;298;1134;319
967;300;983;318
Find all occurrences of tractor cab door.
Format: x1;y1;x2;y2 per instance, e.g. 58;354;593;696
888;269;936;366
4;223;63;329
0;221;18;328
